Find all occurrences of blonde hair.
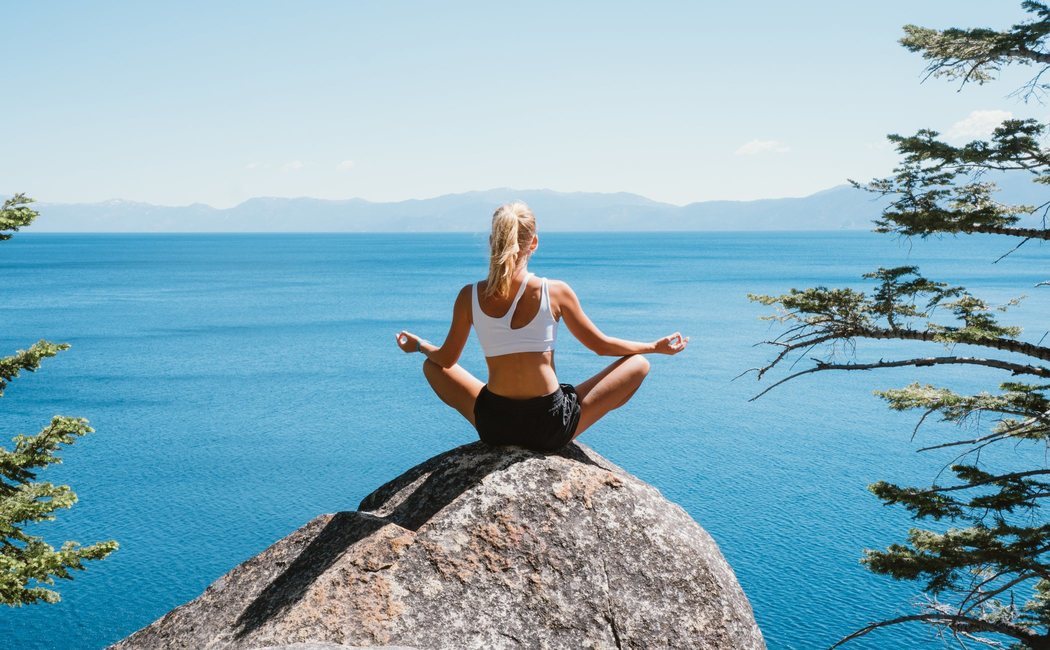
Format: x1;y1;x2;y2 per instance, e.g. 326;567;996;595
484;201;536;299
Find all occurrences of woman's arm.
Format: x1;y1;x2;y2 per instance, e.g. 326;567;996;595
551;280;688;356
395;284;473;368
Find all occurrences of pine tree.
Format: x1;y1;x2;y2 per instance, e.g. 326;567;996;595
747;3;1050;647
0;194;117;606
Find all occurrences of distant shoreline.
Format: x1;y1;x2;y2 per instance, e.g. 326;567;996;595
18;178;1042;234
13;229;883;235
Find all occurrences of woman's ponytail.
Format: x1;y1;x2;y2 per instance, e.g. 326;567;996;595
485;202;536;299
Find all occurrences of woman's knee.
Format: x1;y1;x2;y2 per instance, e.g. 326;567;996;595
422;357;442;379
629;354;650;380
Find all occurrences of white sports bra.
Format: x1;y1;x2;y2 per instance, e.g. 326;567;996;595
472;272;558;358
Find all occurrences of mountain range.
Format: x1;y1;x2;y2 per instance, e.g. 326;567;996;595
14;175;1047;232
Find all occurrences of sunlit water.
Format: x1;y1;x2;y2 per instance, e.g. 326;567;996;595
0;231;1046;649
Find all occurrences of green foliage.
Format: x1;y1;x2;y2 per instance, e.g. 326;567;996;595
0;196;117;606
745;266;1045;389
900;1;1050;96
0;417;119;605
853;122;1049;241
0;194;39;241
0;341;71;397
750;3;1050;647
856;3;1050;248
875;381;1049;442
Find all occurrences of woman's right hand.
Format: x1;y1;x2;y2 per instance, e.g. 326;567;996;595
653;332;689;355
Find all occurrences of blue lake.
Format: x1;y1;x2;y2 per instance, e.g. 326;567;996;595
0;231;1046;649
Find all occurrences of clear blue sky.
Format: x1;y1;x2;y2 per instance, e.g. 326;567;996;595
2;1;1045;208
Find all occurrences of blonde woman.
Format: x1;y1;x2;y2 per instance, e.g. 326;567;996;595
395;201;688;452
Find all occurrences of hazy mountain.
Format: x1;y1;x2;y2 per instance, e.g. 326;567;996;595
13;181;1046;232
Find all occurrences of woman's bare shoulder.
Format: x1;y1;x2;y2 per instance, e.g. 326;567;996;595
545;279;579;321
546;278;575;299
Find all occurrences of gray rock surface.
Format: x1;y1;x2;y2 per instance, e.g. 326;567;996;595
256;646;417;650
112;442;765;649
256;646;416;650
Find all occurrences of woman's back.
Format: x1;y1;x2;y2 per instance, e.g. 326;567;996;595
473;272;561;398
395;199;686;452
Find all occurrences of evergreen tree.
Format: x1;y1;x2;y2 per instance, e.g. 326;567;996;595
747;3;1050;647
0;194;117;606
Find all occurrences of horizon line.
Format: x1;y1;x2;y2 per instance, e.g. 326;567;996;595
15;228;877;235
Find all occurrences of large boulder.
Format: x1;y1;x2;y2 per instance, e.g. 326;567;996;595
113;442;764;649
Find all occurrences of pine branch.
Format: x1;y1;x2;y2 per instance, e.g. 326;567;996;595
748;356;1050;401
0;192;118;606
0;341;70;397
0;416;94;495
773;5;1050;646
830;611;1044;648
0;417;118;605
900;2;1050;100
757;322;1050;365
994;236;1032;263
0;194;38;241
961;224;1050;240
920;469;1050;495
1013;43;1050;66
960;572;1039;617
916;423;1036;452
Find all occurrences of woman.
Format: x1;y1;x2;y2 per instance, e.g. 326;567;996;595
395;201;688;452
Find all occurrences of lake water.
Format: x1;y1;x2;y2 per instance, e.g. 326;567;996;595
0;231;1046;649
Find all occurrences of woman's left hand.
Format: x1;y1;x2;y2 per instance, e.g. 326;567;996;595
395;330;421;353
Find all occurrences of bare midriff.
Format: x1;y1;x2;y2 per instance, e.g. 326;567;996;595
484;350;560;398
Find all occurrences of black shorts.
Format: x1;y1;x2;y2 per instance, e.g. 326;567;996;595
473;383;582;453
